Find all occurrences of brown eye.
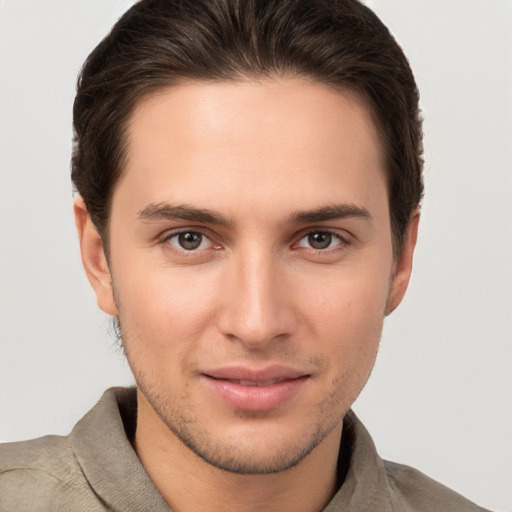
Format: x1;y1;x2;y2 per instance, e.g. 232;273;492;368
164;230;219;255
307;232;333;250
166;231;210;251
178;232;203;250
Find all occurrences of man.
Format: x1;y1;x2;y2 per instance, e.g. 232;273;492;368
0;0;493;510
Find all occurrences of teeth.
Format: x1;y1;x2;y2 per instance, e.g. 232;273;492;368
237;379;281;386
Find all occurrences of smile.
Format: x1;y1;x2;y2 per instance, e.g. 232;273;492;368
201;366;310;412
232;379;285;386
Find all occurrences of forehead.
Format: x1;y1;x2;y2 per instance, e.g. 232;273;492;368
114;78;387;219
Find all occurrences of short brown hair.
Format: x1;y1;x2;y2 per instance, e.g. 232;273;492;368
71;0;423;255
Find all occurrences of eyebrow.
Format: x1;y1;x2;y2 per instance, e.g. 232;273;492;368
288;203;371;224
137;202;371;226
138;203;232;227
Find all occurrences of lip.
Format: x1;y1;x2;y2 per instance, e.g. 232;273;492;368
201;365;310;412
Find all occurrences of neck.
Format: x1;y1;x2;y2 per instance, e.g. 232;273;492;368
133;390;342;512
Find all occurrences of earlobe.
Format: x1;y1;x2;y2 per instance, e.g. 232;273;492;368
386;211;420;316
74;196;118;316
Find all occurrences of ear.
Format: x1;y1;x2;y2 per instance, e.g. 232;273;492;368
386;211;420;315
74;196;118;316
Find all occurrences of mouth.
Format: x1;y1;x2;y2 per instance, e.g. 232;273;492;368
201;366;310;412
214;378;289;387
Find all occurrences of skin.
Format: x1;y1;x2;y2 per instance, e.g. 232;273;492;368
75;78;419;512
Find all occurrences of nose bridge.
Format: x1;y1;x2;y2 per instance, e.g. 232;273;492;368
218;241;293;347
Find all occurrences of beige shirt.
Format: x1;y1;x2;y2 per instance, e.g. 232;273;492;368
0;387;490;512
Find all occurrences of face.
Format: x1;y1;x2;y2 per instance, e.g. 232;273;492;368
77;78;417;474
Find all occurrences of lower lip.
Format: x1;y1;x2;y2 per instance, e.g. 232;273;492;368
203;376;309;412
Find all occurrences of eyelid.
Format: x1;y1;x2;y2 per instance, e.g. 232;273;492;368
157;226;352;254
293;228;352;251
160;227;220;252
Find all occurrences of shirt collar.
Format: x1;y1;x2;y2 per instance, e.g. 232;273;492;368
70;387;171;511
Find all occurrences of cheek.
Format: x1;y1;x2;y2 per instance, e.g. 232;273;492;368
303;269;389;375
304;265;390;331
113;264;220;356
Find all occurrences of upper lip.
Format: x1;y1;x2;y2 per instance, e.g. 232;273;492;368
202;365;309;382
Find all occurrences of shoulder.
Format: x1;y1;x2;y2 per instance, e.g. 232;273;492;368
0;436;104;511
338;410;493;512
1;434;69;474
384;460;492;512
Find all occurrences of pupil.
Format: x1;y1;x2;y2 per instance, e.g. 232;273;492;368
179;232;202;250
309;232;331;250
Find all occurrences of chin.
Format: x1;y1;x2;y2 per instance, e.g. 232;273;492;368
176;430;325;475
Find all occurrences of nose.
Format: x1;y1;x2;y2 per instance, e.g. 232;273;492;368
217;247;296;349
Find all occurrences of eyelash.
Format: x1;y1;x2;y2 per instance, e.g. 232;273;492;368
160;228;351;254
295;230;349;252
161;229;218;254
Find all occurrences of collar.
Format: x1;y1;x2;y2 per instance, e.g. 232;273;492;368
70;387;171;511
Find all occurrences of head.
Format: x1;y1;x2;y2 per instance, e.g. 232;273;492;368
72;0;423;258
73;0;423;476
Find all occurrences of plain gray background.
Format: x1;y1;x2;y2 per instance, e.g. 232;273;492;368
1;1;511;510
